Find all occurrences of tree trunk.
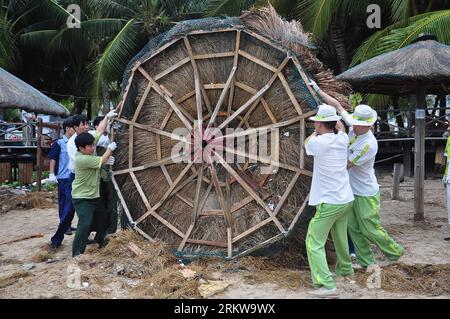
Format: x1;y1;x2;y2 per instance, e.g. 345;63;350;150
87;99;92;120
73;98;85;115
329;15;350;73
379;110;390;132
392;96;405;129
439;95;446;117
102;81;110;115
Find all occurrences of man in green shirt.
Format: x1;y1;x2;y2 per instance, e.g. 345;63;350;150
72;132;117;257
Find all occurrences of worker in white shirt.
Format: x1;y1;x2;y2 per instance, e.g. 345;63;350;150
67;110;117;179
309;80;404;267
304;104;354;298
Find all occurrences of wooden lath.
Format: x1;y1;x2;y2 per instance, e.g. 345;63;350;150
214;151;286;234
218;55;290;130
184;36;212;117
138;67;194;131
228;30;241;117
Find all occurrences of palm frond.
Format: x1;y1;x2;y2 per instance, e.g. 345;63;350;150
7;0;35;16
15;19;54;35
92;19;144;101
254;0;297;17
47;18;126;52
0;18;19;70
351;10;446;65
391;0;411;22
9;3;40;30
177;0;207;15
43;0;81;25
374;9;450;55
363;94;391;110
296;0;342;39
18;29;58;48
205;0;254;17
85;0;137;19
160;0;179;17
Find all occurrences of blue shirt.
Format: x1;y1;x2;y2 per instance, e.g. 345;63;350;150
48;135;71;179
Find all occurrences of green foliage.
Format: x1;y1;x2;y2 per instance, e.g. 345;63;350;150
205;0;255;17
350;93;363;108
4;109;21;122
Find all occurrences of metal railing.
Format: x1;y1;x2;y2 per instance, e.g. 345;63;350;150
373;107;450;141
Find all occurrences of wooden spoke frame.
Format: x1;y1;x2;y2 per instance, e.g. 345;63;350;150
112;28;319;259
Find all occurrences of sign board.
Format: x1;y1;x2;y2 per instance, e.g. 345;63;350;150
415;109;426;119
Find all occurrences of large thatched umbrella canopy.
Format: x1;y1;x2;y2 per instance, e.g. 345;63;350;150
338;34;450;222
0;67;69;117
112;6;349;259
338;35;450;94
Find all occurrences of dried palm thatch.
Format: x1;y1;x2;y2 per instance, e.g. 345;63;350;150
0;67;69;116
355;263;450;296
338;34;450;95
111;6;349;259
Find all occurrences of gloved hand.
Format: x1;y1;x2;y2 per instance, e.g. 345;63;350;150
105;156;115;166
106;109;118;119
443;175;448;187
48;173;58;184
107;142;117;151
308;79;320;92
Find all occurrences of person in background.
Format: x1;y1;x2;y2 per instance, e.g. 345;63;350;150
304;104;354;298
443;124;450;241
71;133;117;257
67;111;117;179
48;118;76;248
21;110;35;146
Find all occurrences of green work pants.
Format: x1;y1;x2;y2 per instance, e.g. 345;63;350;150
348;193;404;267
306;202;354;290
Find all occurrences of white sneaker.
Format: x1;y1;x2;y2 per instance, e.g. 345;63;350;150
307;287;339;298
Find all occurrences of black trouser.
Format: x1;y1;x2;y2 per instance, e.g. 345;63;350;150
72;198;107;257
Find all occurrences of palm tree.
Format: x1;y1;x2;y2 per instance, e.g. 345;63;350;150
296;0;450;72
19;0;207;114
352;1;450;66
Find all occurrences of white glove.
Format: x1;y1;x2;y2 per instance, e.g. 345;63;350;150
443;175;448;187
105;156;115;166
106;110;118;119
308;79;320;92
107;142;117;151
48;173;58;184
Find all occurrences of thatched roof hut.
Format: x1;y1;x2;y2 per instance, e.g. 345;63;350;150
0;67;69;117
337;35;450;95
338;34;450;222
112;6;349;259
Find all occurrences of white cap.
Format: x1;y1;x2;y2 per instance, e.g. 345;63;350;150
349;104;377;126
309;104;342;122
